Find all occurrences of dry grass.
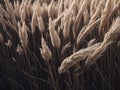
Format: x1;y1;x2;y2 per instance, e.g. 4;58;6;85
0;0;120;90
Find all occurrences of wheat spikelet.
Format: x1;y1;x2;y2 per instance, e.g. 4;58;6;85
54;12;64;26
58;0;64;15
77;18;101;46
20;8;26;23
85;17;120;67
49;18;61;48
87;38;96;47
64;0;70;9
40;37;52;61
73;0;88;38
90;0;96;17
63;10;73;39
83;7;89;25
85;41;112;67
76;26;86;45
31;12;37;34
58;43;101;73
104;17;120;42
18;21;28;49
13;0;20;17
25;0;32;17
110;1;120;19
48;0;57;18
37;16;45;32
61;42;71;55
76;0;104;42
89;0;104;25
4;0;15;19
99;0;113;34
0;6;10;20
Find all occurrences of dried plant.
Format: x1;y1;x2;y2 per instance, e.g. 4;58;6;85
18;21;28;49
59;43;101;73
0;0;120;90
49;18;61;48
40;37;52;61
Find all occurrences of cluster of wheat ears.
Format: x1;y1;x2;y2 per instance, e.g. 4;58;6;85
0;0;120;90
